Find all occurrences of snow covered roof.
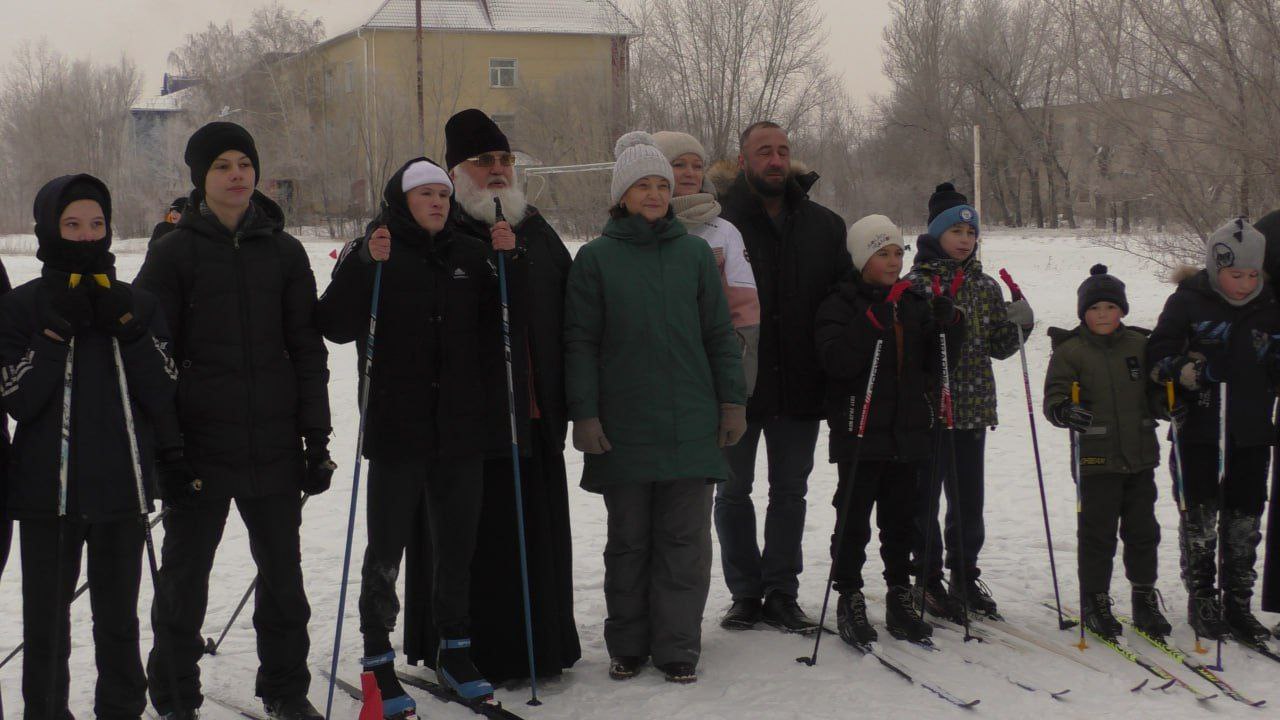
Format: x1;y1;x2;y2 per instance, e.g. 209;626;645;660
360;0;638;36
131;87;194;113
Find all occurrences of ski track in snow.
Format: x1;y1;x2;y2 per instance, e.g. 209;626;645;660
0;229;1277;719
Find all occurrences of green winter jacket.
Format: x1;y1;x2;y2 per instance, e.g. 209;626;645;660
907;252;1022;429
565;213;746;492
1042;324;1161;477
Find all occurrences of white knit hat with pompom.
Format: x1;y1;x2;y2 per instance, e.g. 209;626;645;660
610;131;676;206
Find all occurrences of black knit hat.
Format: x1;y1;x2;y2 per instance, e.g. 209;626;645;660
184;121;260;190
927;182;969;223
168;196;189;213
445;109;511;170
1077;264;1128;319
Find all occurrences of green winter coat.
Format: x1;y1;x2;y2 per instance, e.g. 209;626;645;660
1042;324;1161;477
565;213;746;492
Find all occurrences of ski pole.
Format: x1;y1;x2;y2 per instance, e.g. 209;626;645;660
1210;381;1228;671
934;272;975;642
494;198;542;705
325;259;384;720
797;281;906;667
1071;381;1087;650
999;269;1073;632
1166;381;1188;514
0;508;169;671
106;295;186;712
204;494;312;656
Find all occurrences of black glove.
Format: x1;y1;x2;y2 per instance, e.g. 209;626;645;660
1051;400;1093;433
91;282;146;343
155;448;202;507
931;294;959;326
864;302;895;333
1167;402;1189;425
42;282;92;342
302;435;336;495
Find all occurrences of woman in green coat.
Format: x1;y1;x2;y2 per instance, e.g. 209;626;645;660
565;132;747;684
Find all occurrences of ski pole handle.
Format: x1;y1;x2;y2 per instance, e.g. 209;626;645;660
951;269;965;298
1071;382;1080;405
998;268;1024;301
886;279;912;304
1166;380;1176;411
494;197;506;223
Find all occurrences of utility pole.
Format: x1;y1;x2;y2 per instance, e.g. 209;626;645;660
416;0;425;153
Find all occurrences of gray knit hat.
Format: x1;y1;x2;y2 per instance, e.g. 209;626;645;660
1207;217;1265;305
610;131;675;206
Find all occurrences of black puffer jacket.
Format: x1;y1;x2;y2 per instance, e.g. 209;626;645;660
317;159;506;461
719;170;850;421
1146;269;1280;448
134;191;331;498
455;206;572;448
815;274;962;463
0;259;10;521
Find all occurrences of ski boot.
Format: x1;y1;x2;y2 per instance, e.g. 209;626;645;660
1187;589;1231;641
436;637;494;701
1131;585;1172;639
263;695;323;720
657;661;697;684
1081;591;1122;640
950;571;1000;619
361;651;417;719
761;593;820;634
1222;509;1271;646
918;576;964;622
609;655;645;680
837;590;877;645
162;711;199;720
886;585;933;643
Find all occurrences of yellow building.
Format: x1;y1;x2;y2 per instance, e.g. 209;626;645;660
279;0;637;214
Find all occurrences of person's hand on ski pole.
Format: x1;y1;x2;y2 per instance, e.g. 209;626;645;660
865;280;913;333
573;418;612;454
999;269;1035;332
490;221;516;252
367;226;391;262
1050;400;1093;433
156;448;202;508
42;280;92;343
301;434;337;495
718;403;747;448
91;281;146;343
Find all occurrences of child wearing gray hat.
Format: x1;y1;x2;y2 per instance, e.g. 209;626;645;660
1147;217;1280;646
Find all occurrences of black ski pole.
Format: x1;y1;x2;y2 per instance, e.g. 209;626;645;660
204;494;312;656
104;274;187;712
0;508;168;671
1211;381;1228;671
325;257;384;720
797;280;905;666
1000;269;1074;632
1070;382;1087;650
494;197;542;705
932;272;974;642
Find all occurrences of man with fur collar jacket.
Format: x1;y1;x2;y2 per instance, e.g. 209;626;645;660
712;121;851;633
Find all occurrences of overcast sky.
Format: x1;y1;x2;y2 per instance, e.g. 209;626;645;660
0;0;892;104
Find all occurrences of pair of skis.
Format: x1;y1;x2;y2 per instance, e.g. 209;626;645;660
323;669;526;720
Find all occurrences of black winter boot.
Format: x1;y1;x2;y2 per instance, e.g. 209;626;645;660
720;597;763;630
950;571;1000;619
886;586;933;643
1221;510;1271;646
609;655;646;680
162;712;199;720
837;591;877;645
762;593;820;634
263;696;323;720
1188;589;1231;640
918;577;963;622
1131;585;1172;639
1082;591;1122;640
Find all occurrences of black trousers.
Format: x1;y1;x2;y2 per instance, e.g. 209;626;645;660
359;455;484;656
1;517;10;582
914;429;987;579
1076;470;1160;594
21;517;146;720
1176;443;1269;515
147;493;310;713
831;460;917;593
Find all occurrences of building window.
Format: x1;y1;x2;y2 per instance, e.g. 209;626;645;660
491;113;516;138
489;59;517;88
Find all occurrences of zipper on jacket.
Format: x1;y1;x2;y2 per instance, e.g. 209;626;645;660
232;230;258;487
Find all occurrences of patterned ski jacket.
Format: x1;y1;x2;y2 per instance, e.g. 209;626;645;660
906;235;1024;429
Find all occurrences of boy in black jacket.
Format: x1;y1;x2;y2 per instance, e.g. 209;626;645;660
814;215;963;644
0;174;180;719
317;157;504;711
1147;218;1280;645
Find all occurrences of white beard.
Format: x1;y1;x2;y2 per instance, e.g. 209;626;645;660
453;171;529;226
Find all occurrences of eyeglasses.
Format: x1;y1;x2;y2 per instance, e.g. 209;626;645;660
467;153;517;168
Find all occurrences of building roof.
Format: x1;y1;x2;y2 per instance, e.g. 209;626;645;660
360;0;638;36
131;86;195;113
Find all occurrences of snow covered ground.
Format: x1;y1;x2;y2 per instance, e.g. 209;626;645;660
0;229;1277;719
